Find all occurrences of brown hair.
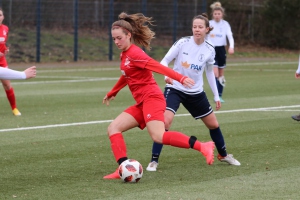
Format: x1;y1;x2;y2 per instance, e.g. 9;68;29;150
192;13;213;34
210;1;225;14
112;12;155;50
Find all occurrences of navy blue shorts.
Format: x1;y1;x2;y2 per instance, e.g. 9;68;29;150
164;87;213;119
214;46;226;68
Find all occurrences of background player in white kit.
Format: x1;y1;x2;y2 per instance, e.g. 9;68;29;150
208;2;234;103
146;13;240;172
291;55;300;121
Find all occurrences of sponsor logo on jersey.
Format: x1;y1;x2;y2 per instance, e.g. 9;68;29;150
181;61;202;71
3;30;7;36
181;61;190;68
190;64;202;71
210;33;223;38
183;52;188;55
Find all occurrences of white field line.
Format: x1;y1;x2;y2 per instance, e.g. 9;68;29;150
12;77;119;85
37;68;119;73
34;61;297;73
1;105;300;133
228;61;297;66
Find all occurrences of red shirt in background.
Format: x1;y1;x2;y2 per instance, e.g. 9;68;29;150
0;24;9;67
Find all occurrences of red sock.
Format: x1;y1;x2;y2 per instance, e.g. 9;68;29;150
162;131;202;151
5;87;17;109
109;133;127;163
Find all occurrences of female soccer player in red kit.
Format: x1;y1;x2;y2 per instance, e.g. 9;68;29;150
0;8;21;116
102;12;215;179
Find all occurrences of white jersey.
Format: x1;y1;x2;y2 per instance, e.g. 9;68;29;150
208;19;234;48
161;36;220;101
0;67;26;80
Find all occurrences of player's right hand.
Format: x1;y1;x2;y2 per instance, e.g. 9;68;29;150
24;66;37;79
215;101;221;110
182;77;195;88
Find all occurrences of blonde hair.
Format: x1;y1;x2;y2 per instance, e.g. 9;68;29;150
210;1;225;14
112;12;155;50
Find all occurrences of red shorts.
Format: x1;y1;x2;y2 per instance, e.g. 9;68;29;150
124;94;166;130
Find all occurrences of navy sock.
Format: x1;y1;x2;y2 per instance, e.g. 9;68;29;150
151;142;163;163
150;129;167;163
209;127;227;157
216;77;224;97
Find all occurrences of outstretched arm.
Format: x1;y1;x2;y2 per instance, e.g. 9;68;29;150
103;75;127;106
0;66;36;80
145;59;194;88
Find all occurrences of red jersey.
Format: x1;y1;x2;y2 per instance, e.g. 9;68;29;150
0;24;9;67
106;44;187;105
120;44;162;104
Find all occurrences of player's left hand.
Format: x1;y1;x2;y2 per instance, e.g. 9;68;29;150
228;48;234;55
215;101;221;110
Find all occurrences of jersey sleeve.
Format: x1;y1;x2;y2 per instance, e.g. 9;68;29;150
226;21;234;49
145;59;187;84
161;39;182;81
127;45;152;69
0;67;26;80
206;49;219;101
160;42;180;67
205;64;219;102
106;75;127;98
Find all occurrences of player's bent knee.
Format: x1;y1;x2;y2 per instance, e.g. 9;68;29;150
150;134;163;144
107;122;120;136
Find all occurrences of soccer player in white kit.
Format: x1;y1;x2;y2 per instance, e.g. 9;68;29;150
208;1;234;103
291;55;300;121
146;13;240;172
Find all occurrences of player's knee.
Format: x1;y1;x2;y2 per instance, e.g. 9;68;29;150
208;123;219;130
164;121;172;130
150;133;163;144
107;122;118;136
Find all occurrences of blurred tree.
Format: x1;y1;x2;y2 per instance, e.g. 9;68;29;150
261;0;300;49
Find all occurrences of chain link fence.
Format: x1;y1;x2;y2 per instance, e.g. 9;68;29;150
0;0;272;63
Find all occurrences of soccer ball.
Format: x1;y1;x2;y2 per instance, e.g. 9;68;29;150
118;159;143;183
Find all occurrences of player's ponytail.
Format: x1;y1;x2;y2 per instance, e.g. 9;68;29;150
112;12;155;50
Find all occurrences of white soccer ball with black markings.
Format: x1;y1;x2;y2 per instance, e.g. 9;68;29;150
118;159;143;183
